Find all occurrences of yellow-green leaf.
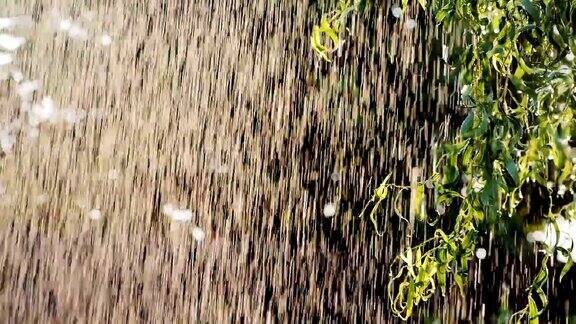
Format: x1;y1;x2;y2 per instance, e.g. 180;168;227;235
417;0;427;10
528;296;539;323
560;258;574;282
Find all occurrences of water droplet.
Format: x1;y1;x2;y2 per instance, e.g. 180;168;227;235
67;24;88;40
100;34;112;46
391;5;402;18
323;203;336;217
88;209;102;220
0;133;15;152
59;19;72;31
0;33;26;51
405;19;417;30
0;18;15;30
163;204;193;222
16;80;41;101
436;204;445;215
26;127;39;139
35;193;48;205
192;227;205;241
330;172;341;182
558;184;567;196
0;52;13;66
162;203;175;216
475;248;487;260
0;16;32;30
60;107;86;124
107;169;120;180
31;96;56;123
11;69;23;83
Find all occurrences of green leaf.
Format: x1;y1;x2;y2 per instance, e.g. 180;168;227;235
401;248;415;277
497;309;512;324
356;0;367;13
454;273;465;296
550;25;566;48
375;173;392;199
460;111;474;138
528;296;539;322
406;281;415;317
435;9;448;23
481;178;498;206
317;0;576;319
435;229;457;251
413;183;426;221
532;261;548;288
478;111;489;135
443;164;459;185
310;30;331;61
521;0;541;21
535;287;548;312
319;19;340;46
505;160;520;186
393;191;405;219
369;199;384;236
437;264;447;295
375;184;389;200
417;0;427;10
518;56;535;74
560;258;573;282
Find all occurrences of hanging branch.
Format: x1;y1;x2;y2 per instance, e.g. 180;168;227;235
312;0;576;320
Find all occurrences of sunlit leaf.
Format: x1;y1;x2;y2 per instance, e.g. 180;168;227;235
417;0;427;10
560;258;574;282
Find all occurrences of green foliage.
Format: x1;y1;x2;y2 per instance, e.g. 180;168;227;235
509;255;550;322
312;0;576;320
310;0;367;61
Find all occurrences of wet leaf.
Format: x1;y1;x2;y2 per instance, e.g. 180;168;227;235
460;111;474;138
413;183;425;221
528;296;539;322
521;0;541;21
560;259;574;282
417;0;427;10
454;273;465;296
505;160;520;186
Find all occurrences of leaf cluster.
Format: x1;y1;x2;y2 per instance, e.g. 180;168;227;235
312;0;576;321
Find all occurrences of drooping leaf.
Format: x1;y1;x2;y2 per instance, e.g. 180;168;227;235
505;160;520;186
417;0;427;10
413;183;426;221
460;111;475;138
480;178;498;206
560;258;574;282
528;296;539;323
454;272;466;296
